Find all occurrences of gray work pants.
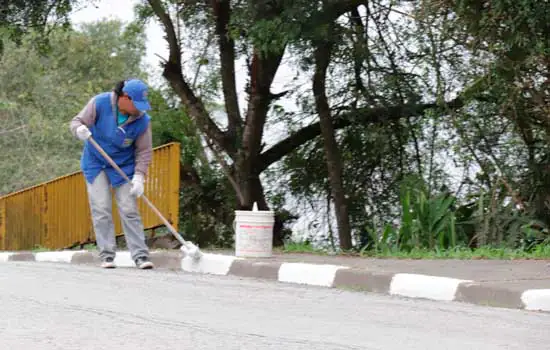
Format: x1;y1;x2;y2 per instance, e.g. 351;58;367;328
86;171;149;261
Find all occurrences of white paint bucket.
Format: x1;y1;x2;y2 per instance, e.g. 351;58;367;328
234;202;274;258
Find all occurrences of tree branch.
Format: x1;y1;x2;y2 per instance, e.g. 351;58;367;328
203;135;245;205
147;0;231;155
349;6;370;101
312;25;353;249
147;0;180;67
243;50;284;161
241;2;287;166
257;98;464;172
210;0;242;139
324;0;367;21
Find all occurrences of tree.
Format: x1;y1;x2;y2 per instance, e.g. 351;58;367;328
0;0;96;54
141;0;466;248
311;21;352;250
5;0;548;252
0;19;148;194
417;0;550;229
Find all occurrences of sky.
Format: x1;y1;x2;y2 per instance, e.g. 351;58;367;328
70;0;165;72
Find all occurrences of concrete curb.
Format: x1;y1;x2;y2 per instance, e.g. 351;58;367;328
1;250;549;313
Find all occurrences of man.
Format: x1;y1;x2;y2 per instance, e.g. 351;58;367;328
70;78;154;269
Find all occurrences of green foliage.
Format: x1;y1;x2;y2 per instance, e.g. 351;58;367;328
147;87;202;164
282;240;324;254
147;87;240;248
271;0;550;256
0;19;148;194
436;0;550;57
360;245;550;260
0;0;93;55
3;1;550;257
363;175;458;253
361;174;549;255
178;169;237;248
454;186;549;250
283;238;550;259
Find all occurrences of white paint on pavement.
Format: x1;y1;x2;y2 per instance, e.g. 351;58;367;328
35;250;85;263
278;262;348;287
0;252;14;262
521;289;550;311
181;253;237;275
114;251;135;267
390;273;470;301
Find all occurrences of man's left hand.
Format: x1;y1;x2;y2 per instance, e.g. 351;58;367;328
130;173;144;197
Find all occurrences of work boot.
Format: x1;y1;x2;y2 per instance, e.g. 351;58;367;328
135;256;154;269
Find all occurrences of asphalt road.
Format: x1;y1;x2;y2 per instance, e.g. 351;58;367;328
0;262;548;350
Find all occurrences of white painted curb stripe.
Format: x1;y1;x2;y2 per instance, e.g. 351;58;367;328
278;262;348;287
390;273;471;301
6;249;550;314
0;252;14;262
114;252;136;267
181;253;239;275
35;250;86;263
521;289;550;311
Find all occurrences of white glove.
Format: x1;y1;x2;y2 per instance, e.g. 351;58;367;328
76;125;91;141
129;173;144;197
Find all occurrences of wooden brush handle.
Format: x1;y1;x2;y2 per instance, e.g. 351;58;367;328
88;137;186;245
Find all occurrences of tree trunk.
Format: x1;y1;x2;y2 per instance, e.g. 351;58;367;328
232;165;287;245
312;37;353;250
233;162;267;210
148;0;466;250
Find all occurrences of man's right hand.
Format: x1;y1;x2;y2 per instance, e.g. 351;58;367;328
76;125;91;141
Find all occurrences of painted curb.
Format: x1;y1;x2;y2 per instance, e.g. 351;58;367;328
1;250;549;313
389;273;472;301
278;262;349;287
521;289;550;311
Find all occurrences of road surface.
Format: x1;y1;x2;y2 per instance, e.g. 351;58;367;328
0;262;548;349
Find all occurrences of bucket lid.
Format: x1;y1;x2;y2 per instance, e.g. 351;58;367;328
235;210;274;215
234;202;274;214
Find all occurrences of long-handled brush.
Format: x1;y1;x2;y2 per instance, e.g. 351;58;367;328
88;136;202;260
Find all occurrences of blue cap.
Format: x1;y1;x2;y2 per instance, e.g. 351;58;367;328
122;78;151;112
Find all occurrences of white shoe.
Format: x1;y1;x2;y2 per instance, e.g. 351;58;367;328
101;257;116;268
135;257;154;269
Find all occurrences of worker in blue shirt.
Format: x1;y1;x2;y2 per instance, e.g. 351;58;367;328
70;79;154;269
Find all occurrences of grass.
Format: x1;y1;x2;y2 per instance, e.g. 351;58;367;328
281;241;550;260
26;240;550;260
280;241;327;254
31;246;50;252
362;245;550;260
31;243;97;252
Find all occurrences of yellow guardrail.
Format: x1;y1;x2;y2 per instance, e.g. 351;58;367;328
0;142;180;251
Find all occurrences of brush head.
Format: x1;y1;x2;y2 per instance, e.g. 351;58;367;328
180;242;202;260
